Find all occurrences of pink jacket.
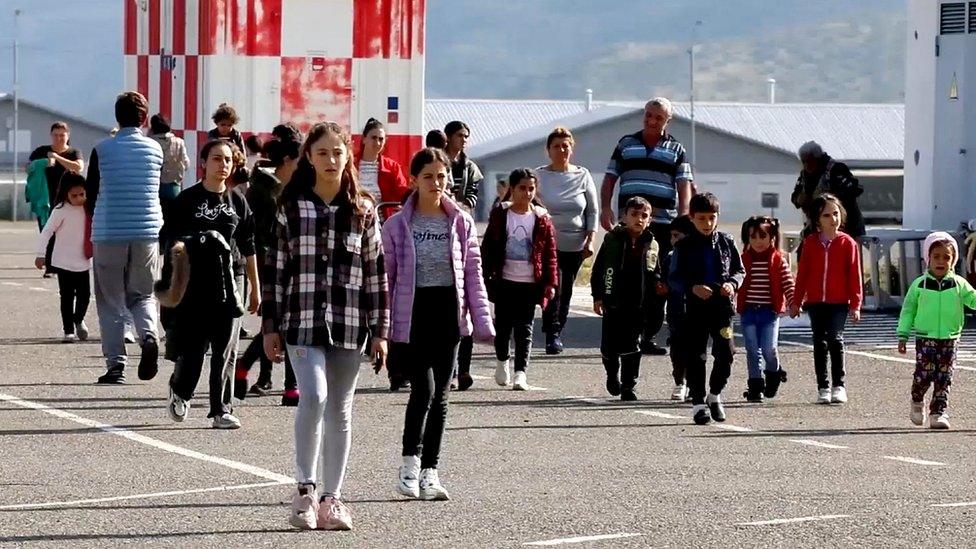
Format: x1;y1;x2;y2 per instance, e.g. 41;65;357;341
381;194;494;344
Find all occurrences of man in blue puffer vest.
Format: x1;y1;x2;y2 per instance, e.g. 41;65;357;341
85;91;164;384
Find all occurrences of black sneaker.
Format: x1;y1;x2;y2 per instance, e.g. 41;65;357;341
281;388;299;406
620;389;638;402
248;380;272;396
457;373;474;391
606;374;621;396
693;405;711;425
545;334;564;355
97;367;125;384
640;342;668;356
708;398;727;422
137;337;159;381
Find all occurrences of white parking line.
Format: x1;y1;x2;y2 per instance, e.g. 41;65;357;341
712;423;754;433
788;439;849;450
634;410;684;420
524;532;643;546
0;480;289;511
0;392;293;484
882;456;945;466
931;501;976;508
470;373;549;391
1;281;24;287
737;514;851;527
27;286;49;292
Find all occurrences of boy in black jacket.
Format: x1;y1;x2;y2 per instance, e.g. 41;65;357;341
664;215;695;401
668;193;744;424
592;197;663;401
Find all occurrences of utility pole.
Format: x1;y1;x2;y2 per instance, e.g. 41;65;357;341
689;20;702;167
11;8;20;221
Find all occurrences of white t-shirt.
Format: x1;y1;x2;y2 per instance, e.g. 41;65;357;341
359;160;380;198
502;209;537;283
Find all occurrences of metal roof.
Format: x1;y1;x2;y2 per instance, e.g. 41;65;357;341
0;92;114;133
425;99;905;163
670;102;905;162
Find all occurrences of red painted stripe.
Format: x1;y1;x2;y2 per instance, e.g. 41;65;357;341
149;0;161;54
124;0;137;55
159;58;172;120
173;0;186;55
354;0;423;59
198;0;217;55
196;131;209;180
184;55;198;130
247;0;281;56
383;134;423;171
137;55;149;101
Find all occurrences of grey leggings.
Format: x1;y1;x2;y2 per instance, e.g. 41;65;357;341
288;345;361;499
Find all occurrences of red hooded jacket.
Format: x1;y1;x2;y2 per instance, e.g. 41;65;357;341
356;154;409;220
793;232;863;311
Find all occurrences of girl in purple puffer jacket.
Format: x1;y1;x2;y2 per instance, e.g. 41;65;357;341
381;147;494;502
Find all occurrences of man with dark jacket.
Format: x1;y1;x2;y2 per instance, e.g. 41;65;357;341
791;141;866;239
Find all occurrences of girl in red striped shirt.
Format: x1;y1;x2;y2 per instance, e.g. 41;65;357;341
737;216;794;402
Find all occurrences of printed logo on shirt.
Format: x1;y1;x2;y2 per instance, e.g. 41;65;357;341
194;201;235;221
505;225;532;262
414;230;449;244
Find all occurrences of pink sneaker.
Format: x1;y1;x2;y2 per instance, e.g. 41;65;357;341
288;487;318;530
317;496;352;531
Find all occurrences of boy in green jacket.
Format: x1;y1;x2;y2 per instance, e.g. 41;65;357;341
897;231;976;429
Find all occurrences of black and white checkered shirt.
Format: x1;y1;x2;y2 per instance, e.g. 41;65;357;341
262;189;389;349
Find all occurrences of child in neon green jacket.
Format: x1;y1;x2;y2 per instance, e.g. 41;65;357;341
897;231;976;430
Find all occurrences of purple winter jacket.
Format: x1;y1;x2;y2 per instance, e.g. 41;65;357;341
381;194;494;344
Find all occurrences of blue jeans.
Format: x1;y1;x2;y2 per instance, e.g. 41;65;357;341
740;306;780;379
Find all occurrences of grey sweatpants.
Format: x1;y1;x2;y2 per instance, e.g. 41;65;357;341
93;241;160;369
287;345;361;499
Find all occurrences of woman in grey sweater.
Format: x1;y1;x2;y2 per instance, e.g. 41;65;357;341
536;126;599;354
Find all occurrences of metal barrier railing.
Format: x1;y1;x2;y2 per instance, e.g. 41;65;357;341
784;228;957;311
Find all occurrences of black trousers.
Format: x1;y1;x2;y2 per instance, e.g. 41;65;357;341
601;306;643;391
455;336;473;377
239;334;297;390
542;250;586;336
807;303;849;389
642;223;671;344
56;269;90;334
402;286;460;469
684;306;735;405
493;280;539;372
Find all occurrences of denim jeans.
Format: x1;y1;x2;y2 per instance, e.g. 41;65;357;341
807;303;849;389
740;305;781;379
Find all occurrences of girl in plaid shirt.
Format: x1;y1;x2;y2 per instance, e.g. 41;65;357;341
262;122;389;532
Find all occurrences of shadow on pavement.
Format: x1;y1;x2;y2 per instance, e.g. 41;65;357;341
0;530;296;543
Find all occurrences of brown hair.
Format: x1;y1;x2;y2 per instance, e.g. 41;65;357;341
282;122;367;216
50;121;70;133
211;103;240;125
811;192;847;229
115;91;149;128
546;126;575;149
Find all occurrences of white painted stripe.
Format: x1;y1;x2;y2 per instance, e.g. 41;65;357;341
737;515;851;527
524;533;643;546
0;392;293;484
712;423;754;433
788;439;849;450
0;480;288;510
955;365;976;372
148;54;161;117
469;374;491;381
634;410;684;420
569;306;600;318
882;455;945;466
185;0;199;56
2;281;24;286
932;501;976;508
171;48;186;130
27;287;48;292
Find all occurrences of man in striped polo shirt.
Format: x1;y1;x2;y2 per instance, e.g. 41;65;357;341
600;97;694;355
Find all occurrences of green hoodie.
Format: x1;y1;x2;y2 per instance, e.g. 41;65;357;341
897;271;976;341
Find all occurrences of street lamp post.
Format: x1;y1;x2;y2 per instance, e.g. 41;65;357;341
689;20;702;167
10;8;20;221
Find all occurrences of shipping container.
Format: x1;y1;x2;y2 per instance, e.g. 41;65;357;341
124;0;425;185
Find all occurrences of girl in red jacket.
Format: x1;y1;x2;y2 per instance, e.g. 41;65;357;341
790;193;863;405
737;216;794;402
356;118;409;221
482;168;558;391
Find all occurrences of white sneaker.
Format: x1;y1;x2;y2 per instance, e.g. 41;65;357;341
817;388;831;404
512;371;528;391
397;455;420;498
288;486;319;530
930;413;951;430
671;384;687;401
212;413;242;429
910;401;925;426
75;321;89;341
830;386;848;404
62;333;77;343
494;359;511;386
124;331;137;344
418;468;450;501
167;386;189;422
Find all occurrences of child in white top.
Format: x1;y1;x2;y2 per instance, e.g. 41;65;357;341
35;173;92;342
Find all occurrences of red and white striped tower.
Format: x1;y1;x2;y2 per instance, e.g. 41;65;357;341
124;0;425;185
